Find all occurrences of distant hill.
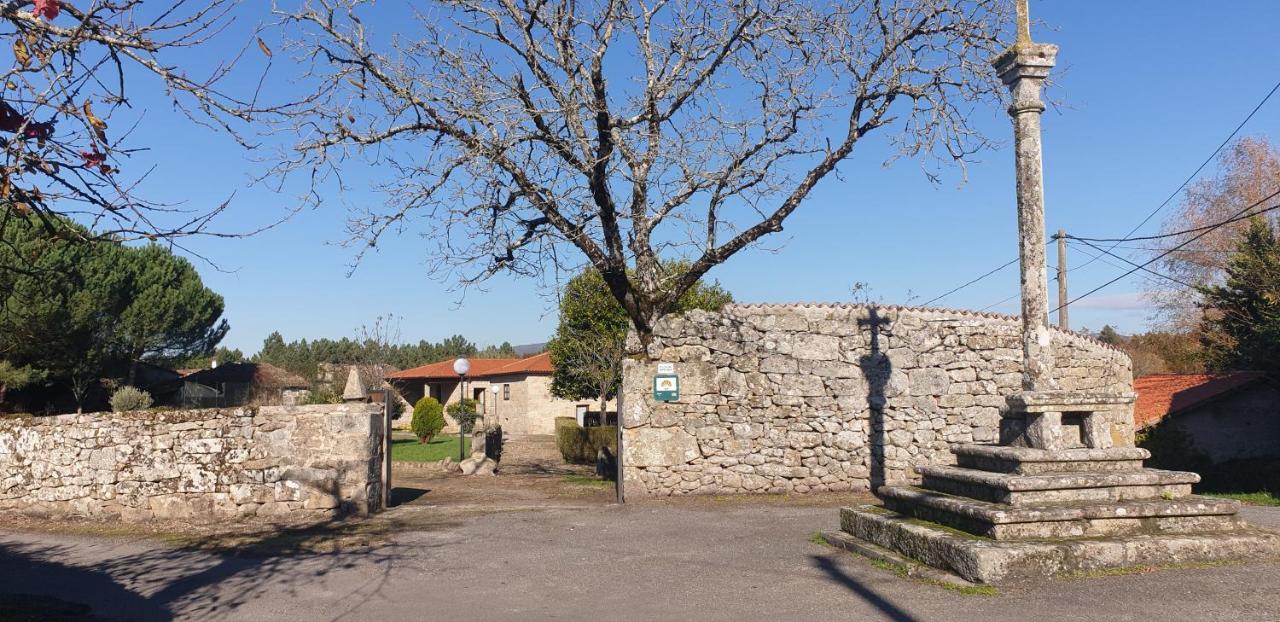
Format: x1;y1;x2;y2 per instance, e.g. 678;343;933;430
512;342;547;356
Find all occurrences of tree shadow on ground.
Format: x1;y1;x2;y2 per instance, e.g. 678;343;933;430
0;514;445;621
499;462;588;477
811;554;920;622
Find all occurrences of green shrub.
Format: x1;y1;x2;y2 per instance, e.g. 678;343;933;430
303;383;341;405
411;396;445;443
447;398;480;434
110;386;153;412
555;417;618;465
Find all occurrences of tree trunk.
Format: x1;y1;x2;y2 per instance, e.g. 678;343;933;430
127;357;139;387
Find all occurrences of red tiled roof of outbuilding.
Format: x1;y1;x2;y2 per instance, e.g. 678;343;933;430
487;351;554;376
386;352;552;380
1133;372;1267;429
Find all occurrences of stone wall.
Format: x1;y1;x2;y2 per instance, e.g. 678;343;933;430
0;403;384;522
621;304;1132;497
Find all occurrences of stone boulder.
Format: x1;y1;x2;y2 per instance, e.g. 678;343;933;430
458;453;497;475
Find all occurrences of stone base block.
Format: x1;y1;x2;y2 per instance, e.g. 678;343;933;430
879;487;1243;540
953;444;1149;475
917;465;1199;505
840;505;1280;584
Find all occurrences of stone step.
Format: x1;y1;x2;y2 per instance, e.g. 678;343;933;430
839;504;1280;584
917;465;1198;505
878;486;1243;540
952;444;1149;475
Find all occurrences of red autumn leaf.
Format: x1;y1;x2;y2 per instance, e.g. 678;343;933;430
34;0;60;20
80;149;111;174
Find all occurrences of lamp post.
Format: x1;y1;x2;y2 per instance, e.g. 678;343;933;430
491;385;500;428
453;357;470;461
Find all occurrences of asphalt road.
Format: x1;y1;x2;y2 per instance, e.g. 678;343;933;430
2;502;1278;621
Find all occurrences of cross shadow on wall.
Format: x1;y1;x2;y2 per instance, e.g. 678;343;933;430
858;306;892;492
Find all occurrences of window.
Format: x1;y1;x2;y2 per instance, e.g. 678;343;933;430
503;384;510;400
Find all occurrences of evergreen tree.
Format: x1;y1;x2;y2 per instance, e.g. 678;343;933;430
117;245;229;384
0;361;42;410
1198;217;1280;375
0;212;228;411
548;266;733;415
1097;325;1122;345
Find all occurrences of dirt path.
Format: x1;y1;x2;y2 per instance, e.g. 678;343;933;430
387;434;614;518
499;434;582;475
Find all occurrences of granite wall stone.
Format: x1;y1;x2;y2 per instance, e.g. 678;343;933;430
0;403;384;522
621;304;1132;497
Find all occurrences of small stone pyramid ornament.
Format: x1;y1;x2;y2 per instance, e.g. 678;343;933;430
342;366;367;402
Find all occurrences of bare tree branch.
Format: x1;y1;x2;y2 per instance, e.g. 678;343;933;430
267;0;1010;344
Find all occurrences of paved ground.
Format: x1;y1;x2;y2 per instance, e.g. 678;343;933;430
3;455;1279;622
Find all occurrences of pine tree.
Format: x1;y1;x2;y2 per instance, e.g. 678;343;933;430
1198;217;1280;375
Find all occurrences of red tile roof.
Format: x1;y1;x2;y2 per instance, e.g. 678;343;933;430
386;352;552;380
1133;372;1267;429
487;351;553;376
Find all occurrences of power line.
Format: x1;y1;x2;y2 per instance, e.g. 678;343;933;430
1069;188;1280;243
992;188;1280;313
924;78;1280;310
1066;239;1130;272
1067;238;1198;290
980;292;1019;312
1111;79;1280;242
920;256;1018;307
1053;193;1280;313
921;240;1055;307
1071;78;1280;273
1105;244;1234;254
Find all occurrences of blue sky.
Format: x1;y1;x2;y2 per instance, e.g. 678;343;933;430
118;1;1280;355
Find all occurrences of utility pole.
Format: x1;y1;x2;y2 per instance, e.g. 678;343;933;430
1056;229;1068;330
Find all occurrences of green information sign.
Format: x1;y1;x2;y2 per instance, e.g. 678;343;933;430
653;374;680;401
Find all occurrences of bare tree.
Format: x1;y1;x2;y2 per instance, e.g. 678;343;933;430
0;0;272;246
1148;136;1280;330
268;0;1010;346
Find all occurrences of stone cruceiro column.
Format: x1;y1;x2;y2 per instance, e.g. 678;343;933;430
993;0;1060;394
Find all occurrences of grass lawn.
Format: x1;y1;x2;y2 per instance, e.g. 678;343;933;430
392;436;470;462
562;475;613;488
1204;491;1280;506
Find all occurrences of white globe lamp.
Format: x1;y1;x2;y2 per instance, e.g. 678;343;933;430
453;357;471;461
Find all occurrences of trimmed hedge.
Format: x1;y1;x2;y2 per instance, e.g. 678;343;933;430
411;396;446;442
555;416;617;465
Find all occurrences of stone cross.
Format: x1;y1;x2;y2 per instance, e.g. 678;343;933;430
991;0;1060;394
856;307;891;354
